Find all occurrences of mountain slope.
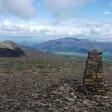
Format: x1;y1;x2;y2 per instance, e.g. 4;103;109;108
0;40;62;58
0;40;26;57
34;37;112;54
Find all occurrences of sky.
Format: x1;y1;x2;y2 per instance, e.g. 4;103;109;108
0;0;112;42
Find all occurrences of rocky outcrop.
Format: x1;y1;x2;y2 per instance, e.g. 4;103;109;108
0;48;25;57
0;40;26;57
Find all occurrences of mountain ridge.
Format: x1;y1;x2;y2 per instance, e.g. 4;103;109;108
0;40;26;57
0;40;61;58
33;37;112;54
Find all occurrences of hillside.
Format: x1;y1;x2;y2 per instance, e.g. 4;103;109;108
0;40;61;58
0;40;26;57
34;37;112;54
0;58;112;112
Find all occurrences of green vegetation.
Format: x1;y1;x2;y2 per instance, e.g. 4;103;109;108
0;58;85;74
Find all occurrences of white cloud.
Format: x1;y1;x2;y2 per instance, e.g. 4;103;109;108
0;0;36;19
104;11;111;15
1;19;112;39
0;0;97;19
44;0;91;10
2;20;11;26
44;0;96;19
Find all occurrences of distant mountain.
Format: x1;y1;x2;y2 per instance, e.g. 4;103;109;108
0;40;61;58
34;37;112;54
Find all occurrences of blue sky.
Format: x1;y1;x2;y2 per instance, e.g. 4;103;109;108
73;0;112;22
0;0;112;42
34;0;112;23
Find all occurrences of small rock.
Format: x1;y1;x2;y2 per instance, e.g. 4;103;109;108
64;83;68;87
65;101;74;106
93;95;101;101
73;96;77;99
52;91;62;95
83;99;92;106
66;98;75;102
70;105;78;110
105;103;111;107
64;106;70;110
70;92;75;96
102;96;109;99
84;110;88;112
31;93;39;99
59;86;65;91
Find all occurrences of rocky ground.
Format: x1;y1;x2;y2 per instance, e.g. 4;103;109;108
0;58;112;112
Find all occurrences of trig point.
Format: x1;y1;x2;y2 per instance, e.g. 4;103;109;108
83;50;105;95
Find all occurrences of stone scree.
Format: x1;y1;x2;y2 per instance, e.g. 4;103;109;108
83;50;105;95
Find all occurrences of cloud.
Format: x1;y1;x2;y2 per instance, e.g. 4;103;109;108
1;19;112;39
44;0;93;10
104;11;111;15
0;0;36;19
44;0;96;19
